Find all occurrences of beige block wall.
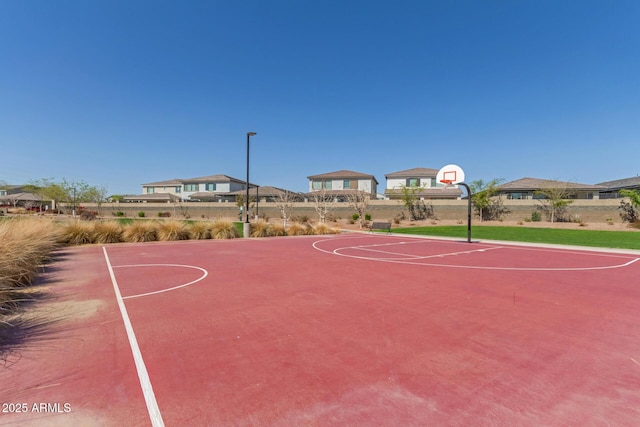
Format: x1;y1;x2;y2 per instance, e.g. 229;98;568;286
83;199;626;223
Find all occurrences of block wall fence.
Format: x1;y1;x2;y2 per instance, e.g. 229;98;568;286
82;199;626;224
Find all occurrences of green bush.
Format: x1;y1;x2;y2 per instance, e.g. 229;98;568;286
531;211;541;222
114;211;125;217
352;213;359;221
138;211;145;218
365;213;372;221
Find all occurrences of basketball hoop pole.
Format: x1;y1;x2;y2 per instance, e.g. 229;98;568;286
440;179;472;243
458;182;472;243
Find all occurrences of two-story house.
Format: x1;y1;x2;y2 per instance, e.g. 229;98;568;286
384;167;462;200
307;170;378;200
126;175;256;202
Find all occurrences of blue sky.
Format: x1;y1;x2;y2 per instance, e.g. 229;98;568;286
1;0;638;195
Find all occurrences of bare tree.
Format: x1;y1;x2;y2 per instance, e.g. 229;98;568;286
275;190;296;229
346;190;371;228
311;188;335;224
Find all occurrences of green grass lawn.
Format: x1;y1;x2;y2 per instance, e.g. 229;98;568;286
391;225;640;250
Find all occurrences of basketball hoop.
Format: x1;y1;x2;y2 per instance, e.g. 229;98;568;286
437;163;472;243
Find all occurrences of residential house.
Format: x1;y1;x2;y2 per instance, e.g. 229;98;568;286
596;176;640;199
497;178;606;200
125;175;256;203
307;170;378;200
230;186;304;203
384;167;462;200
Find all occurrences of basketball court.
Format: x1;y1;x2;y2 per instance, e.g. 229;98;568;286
2;232;640;426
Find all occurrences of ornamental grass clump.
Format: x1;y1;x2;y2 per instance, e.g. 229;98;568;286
0;217;61;316
61;221;95;245
157;220;190;241
314;223;339;235
122;221;158;243
210;220;239;239
189;221;211;240
250;220;274;238
285;222;315;236
92;221;124;244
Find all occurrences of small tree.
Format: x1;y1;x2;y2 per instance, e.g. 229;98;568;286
397;184;434;221
312;188;335;224
275;190;296;229
346;190;371;228
618;189;640;223
470;178;509;221
534;181;574;223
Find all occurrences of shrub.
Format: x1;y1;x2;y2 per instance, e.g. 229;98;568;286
352;213;359;221
250;220;274;238
157;220;190;241
158;212;171;218
270;224;286;236
210;220;239;239
365;213;372;221
137;211;145;218
619;200;638;223
189;222;211;240
286;223;313;236
80;210;98;221
93;221;123;244
114;211;125;217
122;221;157;242
62;221;95;245
314;224;339;235
531;211;541;222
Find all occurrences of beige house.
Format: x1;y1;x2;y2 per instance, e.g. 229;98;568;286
307;170;379;200
126;175;256;203
497;178;606;200
597;176;640;199
384;167;462;200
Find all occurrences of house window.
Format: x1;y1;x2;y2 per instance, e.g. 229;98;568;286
312;181;322;190
343;180;350;189
430;178;436;187
146;187;154;194
205;183;216;191
323;181;332;190
175;187;181;193
406;178;419;187
184;184;198;192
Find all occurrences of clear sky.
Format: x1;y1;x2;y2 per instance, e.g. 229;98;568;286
1;0;638;195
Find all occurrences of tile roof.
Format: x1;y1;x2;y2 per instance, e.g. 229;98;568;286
307;170;379;184
596;176;640;189
385;167;439;178
498;177;606;191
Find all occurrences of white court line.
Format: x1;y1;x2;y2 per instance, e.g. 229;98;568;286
339;244;503;260
102;247;164;427
113;264;208;300
312;237;640;271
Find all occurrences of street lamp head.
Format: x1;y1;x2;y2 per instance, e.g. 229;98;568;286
247;132;257;137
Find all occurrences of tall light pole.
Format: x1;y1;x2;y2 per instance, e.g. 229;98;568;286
244;132;256;237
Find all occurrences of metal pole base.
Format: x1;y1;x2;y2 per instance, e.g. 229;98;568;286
243;222;251;238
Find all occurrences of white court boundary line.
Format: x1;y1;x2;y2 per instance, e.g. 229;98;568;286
312;236;640;271
102;247;164;427
113;264;209;300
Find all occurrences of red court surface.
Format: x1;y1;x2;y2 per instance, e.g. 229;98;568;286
2;233;640;426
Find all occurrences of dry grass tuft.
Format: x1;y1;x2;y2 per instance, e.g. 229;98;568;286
210;220;239;239
189;221;211;240
314;223;339;235
287;222;309;236
250;220;274;237
157;220;190;241
0;217;61;326
93;221;124;244
61;221;95;245
122;221;158;243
